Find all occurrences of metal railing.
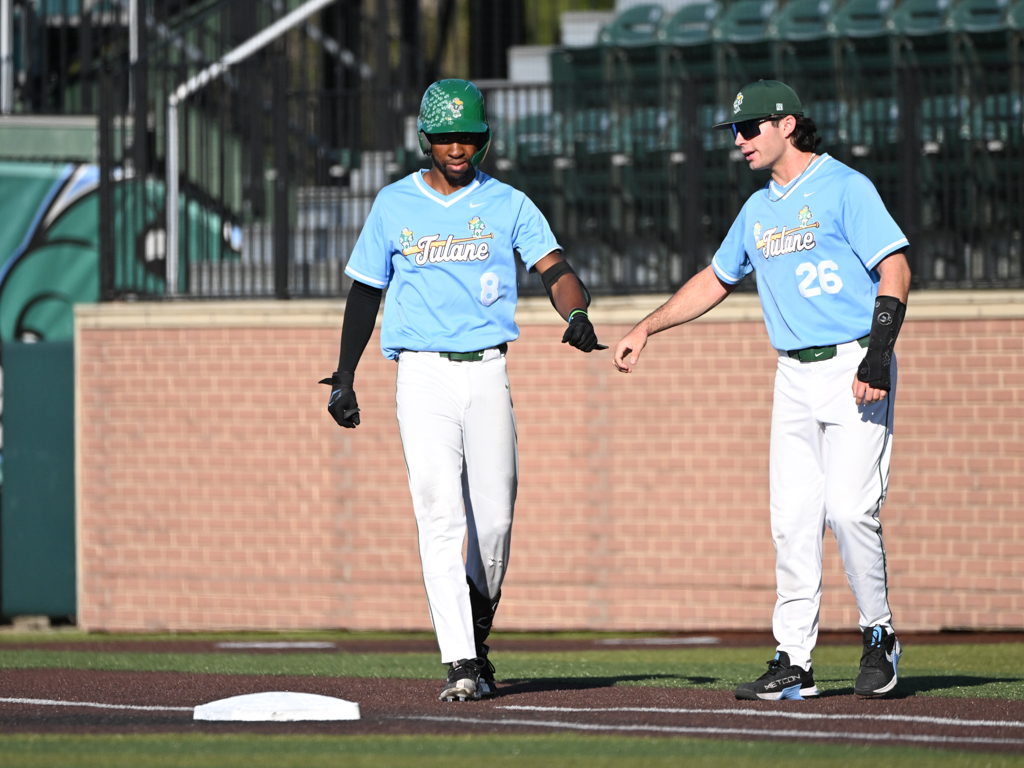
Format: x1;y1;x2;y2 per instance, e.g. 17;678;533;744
97;27;1024;298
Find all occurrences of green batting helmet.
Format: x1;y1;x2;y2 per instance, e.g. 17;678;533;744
417;79;491;168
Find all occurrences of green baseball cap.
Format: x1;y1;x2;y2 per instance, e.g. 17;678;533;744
713;79;804;129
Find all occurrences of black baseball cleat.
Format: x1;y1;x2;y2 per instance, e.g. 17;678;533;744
439;659;483;702
735;651;820;701
476;646;498;699
855;625;901;697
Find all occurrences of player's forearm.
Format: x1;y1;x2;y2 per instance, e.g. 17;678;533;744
876;250;911;304
636;265;733;336
336;281;383;376
549;274;588;321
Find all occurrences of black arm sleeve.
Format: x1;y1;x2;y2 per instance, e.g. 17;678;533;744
336;280;383;376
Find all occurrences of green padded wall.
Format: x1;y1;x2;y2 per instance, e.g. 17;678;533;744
1;341;76;618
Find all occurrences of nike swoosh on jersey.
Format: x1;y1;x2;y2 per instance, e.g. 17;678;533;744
470;202;485;208
804;191;816;197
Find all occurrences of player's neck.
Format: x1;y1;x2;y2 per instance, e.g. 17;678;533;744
422;167;477;196
770;149;816;188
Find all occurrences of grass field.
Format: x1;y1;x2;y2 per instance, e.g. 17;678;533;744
0;631;1021;767
2;734;1024;768
1;639;1021;699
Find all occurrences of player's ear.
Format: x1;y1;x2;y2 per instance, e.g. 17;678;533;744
782;115;797;140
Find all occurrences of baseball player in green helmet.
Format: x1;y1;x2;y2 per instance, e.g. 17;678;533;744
417;79;492;170
322;78;604;702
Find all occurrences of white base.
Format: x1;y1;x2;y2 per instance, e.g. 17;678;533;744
193;692;360;722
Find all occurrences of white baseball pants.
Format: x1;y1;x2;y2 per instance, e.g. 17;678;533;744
396;348;518;664
770;339;897;671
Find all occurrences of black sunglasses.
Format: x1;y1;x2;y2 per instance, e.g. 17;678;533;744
425;131;488;146
731;117;776;141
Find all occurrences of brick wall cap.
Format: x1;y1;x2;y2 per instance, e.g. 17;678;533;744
73;290;1024;330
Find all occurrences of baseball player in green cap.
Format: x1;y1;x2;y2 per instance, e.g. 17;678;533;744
614;79;911;699
322;79;604;702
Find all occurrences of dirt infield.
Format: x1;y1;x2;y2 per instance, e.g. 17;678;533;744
1;667;1023;753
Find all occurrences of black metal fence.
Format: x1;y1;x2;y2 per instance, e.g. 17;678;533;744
96;8;1024;299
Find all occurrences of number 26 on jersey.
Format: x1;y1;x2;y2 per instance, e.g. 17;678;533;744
796;260;843;298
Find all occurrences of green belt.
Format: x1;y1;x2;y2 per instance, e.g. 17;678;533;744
788;335;870;363
439;343;508;362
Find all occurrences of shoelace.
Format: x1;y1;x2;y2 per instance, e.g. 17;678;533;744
861;638;887;667
758;657;787;680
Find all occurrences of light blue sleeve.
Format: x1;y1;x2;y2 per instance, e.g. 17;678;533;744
343;197;392;288
840;173;909;270
511;192;561;270
711;207;753;285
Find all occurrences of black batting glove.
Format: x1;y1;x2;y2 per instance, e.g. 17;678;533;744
319;371;360;428
561;309;606;353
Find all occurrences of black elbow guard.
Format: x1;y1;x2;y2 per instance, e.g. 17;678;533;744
856;295;907;391
540;260;591;310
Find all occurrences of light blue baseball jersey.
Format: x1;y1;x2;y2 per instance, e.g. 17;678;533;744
345;169;560;360
712;154;909;352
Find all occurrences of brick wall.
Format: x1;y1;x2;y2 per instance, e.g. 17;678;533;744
74;293;1024;632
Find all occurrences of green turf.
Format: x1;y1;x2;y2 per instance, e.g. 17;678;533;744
1;643;1022;699
0;734;1021;768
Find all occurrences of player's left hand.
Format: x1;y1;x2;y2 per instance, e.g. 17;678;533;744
853;348;891;406
851;372;887;406
562;310;607;353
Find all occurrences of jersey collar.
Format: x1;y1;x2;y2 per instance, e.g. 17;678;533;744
413;170;481;208
768;153;831;201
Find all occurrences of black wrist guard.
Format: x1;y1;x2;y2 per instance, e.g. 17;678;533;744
540;259;591;310
856;295;907;392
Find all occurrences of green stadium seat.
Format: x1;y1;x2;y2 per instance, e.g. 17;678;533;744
550;47;612;110
713;0;779;43
769;0;837;101
508;114;563;162
1007;0;1024;26
598;4;666;46
950;0;1010;31
658;2;722;45
657;4;720;86
571;108;623;155
889;0;954;35
770;0;836;40
626;107;681;154
828;0;895;37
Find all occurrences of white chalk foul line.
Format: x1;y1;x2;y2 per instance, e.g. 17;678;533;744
0;697;193;713
215;642;336;649
398;714;1024;747
498;705;1024;730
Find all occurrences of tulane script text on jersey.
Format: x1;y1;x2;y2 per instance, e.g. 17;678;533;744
404;234;492;266
756;223;818;259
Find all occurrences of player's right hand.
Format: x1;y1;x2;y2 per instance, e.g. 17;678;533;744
613;327;648;373
562;309;604;353
319;371;360;428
